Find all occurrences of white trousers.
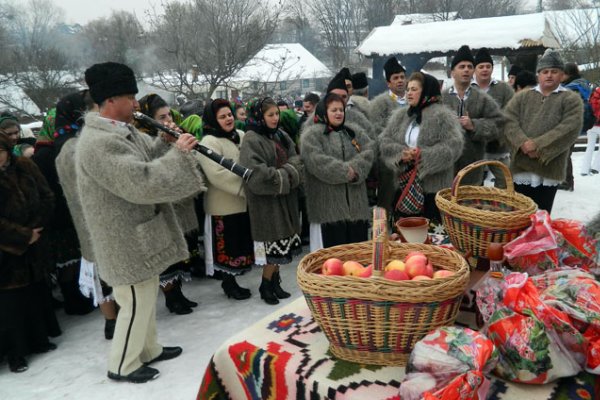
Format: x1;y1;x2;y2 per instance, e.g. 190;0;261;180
581;126;600;174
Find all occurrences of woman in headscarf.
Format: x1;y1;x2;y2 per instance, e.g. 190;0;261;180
379;72;464;228
0;133;61;373
199;99;253;300
239;98;303;305
31;91;96;316
301;92;375;251
134;93;201;315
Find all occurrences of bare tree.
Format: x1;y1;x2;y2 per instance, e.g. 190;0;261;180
150;0;282;98
281;2;322;56
309;0;367;70
461;0;521;18
1;0;79;113
81;11;146;75
357;0;404;30
548;6;600;79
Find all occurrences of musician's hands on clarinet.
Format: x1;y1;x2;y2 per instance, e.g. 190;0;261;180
175;133;199;153
160;121;182;143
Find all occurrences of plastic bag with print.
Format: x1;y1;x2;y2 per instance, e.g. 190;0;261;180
484;272;586;384
399;327;497;400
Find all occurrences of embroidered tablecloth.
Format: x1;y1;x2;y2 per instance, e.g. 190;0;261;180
197;297;599;400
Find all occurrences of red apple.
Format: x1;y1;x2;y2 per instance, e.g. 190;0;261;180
405;252;428;264
425;262;434;278
412;275;432;281
322;258;344;275
433;270;455;279
358;264;373;278
384;269;410;281
406;257;429;278
343;261;364;276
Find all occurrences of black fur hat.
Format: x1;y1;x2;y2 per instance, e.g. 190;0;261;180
474;47;493;66
383;57;405;81
451;45;475;70
327;77;348;93
84;62;138;105
351;72;368;90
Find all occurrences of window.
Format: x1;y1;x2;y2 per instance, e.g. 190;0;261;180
302;79;310;89
279;81;287;91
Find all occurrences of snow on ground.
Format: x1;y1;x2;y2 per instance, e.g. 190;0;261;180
1;152;599;400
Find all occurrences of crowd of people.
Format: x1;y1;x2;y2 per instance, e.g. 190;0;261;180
0;44;597;382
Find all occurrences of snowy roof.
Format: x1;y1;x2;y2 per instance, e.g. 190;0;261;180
392;12;459;25
357;12;560;57
231;43;332;83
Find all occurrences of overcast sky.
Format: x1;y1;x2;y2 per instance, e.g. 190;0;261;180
53;0;163;24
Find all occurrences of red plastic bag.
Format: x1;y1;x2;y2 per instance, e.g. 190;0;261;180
399;327;497;400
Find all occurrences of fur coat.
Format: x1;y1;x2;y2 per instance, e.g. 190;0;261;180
239;129;303;242
301;121;375;224
75;112;206;286
0;157;54;288
378;103;464;211
441;86;504;185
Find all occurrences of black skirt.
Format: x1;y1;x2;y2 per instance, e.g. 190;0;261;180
207;213;254;276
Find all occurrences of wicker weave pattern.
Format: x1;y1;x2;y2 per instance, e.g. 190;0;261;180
435;160;537;259
297;242;469;365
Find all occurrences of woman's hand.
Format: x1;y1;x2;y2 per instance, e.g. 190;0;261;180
348;166;358;182
29;227;43;244
400;147;418;163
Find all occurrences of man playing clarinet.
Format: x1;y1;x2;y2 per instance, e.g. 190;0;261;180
75;62;206;383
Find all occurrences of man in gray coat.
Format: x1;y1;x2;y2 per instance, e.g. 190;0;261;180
442;45;504;185
471;47;515;188
75;62;206;383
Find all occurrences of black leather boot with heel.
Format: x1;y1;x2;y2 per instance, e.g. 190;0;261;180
221;275;251;300
259;277;279;305
271;271;291;299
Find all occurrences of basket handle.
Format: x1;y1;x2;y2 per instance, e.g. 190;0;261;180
450;160;514;202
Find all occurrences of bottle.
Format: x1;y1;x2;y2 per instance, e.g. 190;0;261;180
487;243;506;278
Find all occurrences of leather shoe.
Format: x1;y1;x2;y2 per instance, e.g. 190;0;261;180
107;365;160;383
145;346;182;365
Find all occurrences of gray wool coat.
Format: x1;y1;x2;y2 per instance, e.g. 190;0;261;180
301;121;375;224
346;106;374;140
369;92;403;135
75;112;206;286
239;129;302;242
55;137;95;262
474;80;515;154
378;103;464;210
350;95;371;119
441;87;504;185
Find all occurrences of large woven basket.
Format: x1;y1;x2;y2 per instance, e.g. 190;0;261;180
435;160;537;260
297;241;469;366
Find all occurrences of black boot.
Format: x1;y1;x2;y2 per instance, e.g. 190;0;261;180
174;281;198;308
231;275;251;297
259;277;279;305
271;271;291;299
164;288;193;315
104;319;116;340
221;275;251;300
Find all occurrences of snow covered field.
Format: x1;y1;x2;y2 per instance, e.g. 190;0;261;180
1;152;599;400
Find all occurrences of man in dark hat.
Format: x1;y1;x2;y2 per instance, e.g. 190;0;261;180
503;49;582;213
507;64;523;88
299;92;320;128
369;57;407;135
471;47;514;188
441;45;504;186
349;72;370;120
75;62;207;383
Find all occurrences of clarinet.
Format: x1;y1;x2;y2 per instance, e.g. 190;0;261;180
133;112;253;182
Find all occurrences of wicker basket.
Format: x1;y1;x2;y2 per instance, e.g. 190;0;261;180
297;241;469;366
435;160;537;260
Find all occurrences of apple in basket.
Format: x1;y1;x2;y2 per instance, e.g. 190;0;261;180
322;258;344;275
343;261;365;276
385;259;406;272
384;269;410;281
405;252;433;278
358;264;373;278
433;270;455;279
